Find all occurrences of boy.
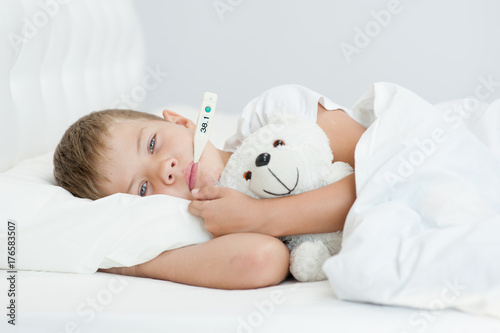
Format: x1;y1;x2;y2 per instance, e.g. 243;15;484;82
54;85;366;289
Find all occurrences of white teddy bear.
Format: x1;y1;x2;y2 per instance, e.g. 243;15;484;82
219;113;353;282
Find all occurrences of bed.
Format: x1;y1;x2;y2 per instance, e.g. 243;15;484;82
1;1;499;332
6;271;500;333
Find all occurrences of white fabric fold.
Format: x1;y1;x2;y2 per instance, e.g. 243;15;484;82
323;82;500;318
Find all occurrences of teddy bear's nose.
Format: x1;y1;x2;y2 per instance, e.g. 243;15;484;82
255;153;271;167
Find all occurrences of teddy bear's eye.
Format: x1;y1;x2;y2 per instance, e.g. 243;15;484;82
244;171;252;181
273;140;285;147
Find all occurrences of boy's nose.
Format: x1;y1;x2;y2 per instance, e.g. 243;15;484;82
158;158;177;185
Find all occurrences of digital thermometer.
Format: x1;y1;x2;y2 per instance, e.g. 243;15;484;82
193;92;218;163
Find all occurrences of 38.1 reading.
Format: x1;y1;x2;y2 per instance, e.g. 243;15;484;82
199;116;209;134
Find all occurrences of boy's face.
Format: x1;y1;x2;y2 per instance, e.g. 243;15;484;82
98;111;225;200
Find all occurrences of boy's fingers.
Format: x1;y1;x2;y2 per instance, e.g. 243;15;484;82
189;186;222;217
187;200;202;216
191;185;222;200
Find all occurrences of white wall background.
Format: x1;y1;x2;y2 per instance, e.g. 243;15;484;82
133;0;500;114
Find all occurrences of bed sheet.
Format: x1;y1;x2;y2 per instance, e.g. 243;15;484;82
1;270;499;333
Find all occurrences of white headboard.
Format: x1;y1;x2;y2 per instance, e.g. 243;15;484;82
0;0;145;172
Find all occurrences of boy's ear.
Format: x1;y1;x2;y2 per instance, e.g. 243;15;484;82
162;109;196;130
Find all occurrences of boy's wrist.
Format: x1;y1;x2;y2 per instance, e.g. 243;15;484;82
253;198;281;237
238;196;269;235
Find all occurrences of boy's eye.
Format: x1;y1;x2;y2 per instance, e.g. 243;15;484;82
140;182;148;197
149;136;156;153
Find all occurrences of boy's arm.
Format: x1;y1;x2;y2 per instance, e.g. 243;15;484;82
189;104;365;237
189;174;355;237
99;233;289;290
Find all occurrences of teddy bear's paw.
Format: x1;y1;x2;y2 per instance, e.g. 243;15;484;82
289;240;331;282
327;162;354;183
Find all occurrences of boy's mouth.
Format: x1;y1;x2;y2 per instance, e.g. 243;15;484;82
184;162;198;190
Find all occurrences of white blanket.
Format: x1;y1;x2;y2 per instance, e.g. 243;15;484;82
323;83;500;318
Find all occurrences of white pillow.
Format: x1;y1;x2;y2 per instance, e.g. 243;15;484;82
0;152;212;273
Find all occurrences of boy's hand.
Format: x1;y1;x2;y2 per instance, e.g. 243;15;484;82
188;186;264;237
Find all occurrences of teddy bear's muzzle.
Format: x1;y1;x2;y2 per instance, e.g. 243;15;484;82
249;150;300;198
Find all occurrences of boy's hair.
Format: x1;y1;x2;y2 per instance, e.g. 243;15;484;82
53;109;163;200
